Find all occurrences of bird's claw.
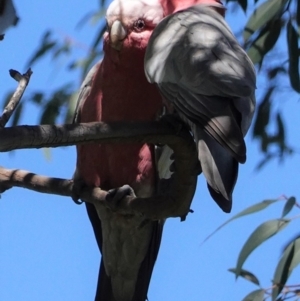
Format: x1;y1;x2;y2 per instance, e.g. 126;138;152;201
71;178;85;205
159;113;186;135
105;184;136;211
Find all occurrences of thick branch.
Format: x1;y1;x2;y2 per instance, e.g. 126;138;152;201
0;120;190;151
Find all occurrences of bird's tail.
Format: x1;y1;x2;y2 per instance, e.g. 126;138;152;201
96;220;163;301
86;202;164;301
193;126;239;213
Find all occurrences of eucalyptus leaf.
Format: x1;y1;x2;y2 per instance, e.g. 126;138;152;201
287;20;300;93
243;0;288;42
281;197;296;217
272;240;295;300
247;19;281;65
228;268;260;286
253;86;274;138
272;237;300;300
235;219;290;276
202;199;279;244
241;289;264;301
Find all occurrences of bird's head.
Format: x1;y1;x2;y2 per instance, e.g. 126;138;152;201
105;0;164;51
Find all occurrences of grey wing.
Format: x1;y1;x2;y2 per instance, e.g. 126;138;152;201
145;5;256;162
0;0;19;34
72;61;101;124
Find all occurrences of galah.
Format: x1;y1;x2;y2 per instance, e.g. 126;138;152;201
73;0;165;300
145;1;256;212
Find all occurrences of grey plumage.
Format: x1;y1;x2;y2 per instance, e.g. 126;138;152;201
145;4;256;212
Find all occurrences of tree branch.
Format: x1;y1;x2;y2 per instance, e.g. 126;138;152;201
0;120;190;151
0;68;32;127
0;120;199;220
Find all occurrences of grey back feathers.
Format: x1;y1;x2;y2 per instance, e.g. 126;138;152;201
145;4;256;212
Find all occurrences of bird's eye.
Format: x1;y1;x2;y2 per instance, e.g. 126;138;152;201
133;19;145;31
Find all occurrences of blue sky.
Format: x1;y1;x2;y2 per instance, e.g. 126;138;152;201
1;1;300;300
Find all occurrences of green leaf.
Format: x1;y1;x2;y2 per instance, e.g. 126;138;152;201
243;0;288;42
241;289;264;301
272;240;294;300
272;237;300;300
253;86;274;138
26;31;57;68
236;0;248;12
268;66;286;79
30;92;44;105
39;85;72;124
287;20;300;93
281;197;296;218
247;19;282;65
64;92;78;123
289;238;300;271
276;112;285;148
254;154;274;171
91;23;107;49
52;42;71;59
202;199;279;244
235;219;290;276
76;10;97;29
90;9;106;25
228;268;260;286
297;0;300;27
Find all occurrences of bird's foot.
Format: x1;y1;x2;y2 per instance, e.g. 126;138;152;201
159;113;187;135
71;178;86;204
105;184;136;211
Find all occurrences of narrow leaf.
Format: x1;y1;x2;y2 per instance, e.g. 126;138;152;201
254;154;274;171
26;42;56;67
252;86;274;138
241;289;264;301
287;20;300;93
238;0;248;12
243;0;288;42
91;23;107;49
268;66;286;79
289;237;300;273
275;112;285;153
297;0;300;27
202;199;279;244
272;239;296;300
26;31;56;68
281;197;296;217
228;268;260;286
235;219;290;276
30;92;44;105
282;233;300;252
247;19;282;65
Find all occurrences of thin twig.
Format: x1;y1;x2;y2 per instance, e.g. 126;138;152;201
0;68;32;128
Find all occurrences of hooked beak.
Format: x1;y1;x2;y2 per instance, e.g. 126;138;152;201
109;20;127;50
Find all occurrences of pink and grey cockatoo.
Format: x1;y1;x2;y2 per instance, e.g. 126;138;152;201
73;0;165;300
145;0;256;212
